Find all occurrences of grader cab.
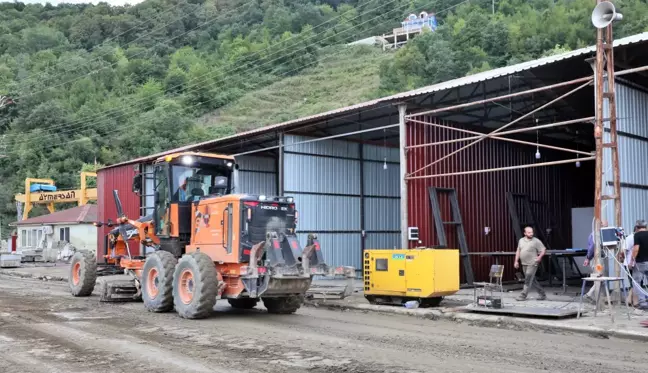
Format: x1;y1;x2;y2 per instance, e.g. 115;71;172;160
68;152;354;319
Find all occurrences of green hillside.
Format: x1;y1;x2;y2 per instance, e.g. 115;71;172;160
2;0;648;233
202;45;392;132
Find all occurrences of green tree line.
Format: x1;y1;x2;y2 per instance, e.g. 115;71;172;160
0;0;647;234
379;0;648;93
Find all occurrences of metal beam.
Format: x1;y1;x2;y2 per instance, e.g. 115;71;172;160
407;80;592;177
406;117;595;150
398;104;408;250
406;156;595;180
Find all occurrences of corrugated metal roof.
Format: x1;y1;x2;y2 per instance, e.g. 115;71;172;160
11;205;97;226
388;31;648;100
102;32;648;170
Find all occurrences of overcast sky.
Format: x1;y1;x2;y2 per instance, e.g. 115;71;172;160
0;0;146;5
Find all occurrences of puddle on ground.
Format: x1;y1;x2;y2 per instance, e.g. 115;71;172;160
49;312;111;321
0;334;15;342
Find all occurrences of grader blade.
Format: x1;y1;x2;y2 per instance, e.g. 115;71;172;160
98;278;141;302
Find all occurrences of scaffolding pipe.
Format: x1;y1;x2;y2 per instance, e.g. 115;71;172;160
607;22;623;299
406;156;595;180
406;118;592;156
406;117;595;150
593;24;605;276
407;80;592;177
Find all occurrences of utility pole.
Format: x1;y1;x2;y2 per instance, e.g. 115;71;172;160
591;1;623;299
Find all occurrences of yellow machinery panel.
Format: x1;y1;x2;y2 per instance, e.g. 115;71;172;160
363;248;460;307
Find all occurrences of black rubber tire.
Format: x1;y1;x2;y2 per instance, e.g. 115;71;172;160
69;251;97;297
263;295;304;314
141;251;176;313
172;252;218;319
419;297;443;308
228;298;259;309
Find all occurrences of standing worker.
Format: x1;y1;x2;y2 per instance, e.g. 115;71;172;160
630;220;648;310
514;226;547;301
620;221;644;307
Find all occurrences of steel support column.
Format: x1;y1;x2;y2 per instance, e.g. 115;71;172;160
398;104;408;249
277;132;284;196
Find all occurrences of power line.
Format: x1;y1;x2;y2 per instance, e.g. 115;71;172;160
4;0;390;140
13;0;252;101
6;0;398;144
26;0;465;153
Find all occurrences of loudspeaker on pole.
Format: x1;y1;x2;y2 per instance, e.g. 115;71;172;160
591;1;623;29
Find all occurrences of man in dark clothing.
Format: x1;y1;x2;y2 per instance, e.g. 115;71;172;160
630;220;648;310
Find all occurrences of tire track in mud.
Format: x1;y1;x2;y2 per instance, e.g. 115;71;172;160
1;274;647;373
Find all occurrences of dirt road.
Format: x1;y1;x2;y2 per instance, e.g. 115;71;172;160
0;274;646;373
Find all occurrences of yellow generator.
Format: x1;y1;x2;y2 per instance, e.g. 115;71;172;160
363;248;460;307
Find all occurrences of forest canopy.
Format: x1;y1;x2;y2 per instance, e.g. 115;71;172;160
0;0;647;233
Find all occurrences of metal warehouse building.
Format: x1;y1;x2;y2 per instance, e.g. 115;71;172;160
97;32;648;282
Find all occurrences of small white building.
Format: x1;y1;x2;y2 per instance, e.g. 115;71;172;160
10;204;98;253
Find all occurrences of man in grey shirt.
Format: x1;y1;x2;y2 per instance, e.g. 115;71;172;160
514;226;547;301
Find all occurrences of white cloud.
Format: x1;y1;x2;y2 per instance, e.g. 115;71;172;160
0;0;146;6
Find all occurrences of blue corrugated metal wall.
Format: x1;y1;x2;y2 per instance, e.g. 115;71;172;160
603;81;648;286
283;135;400;272
603;82;648;229
363;144;400;250
236;155;277;195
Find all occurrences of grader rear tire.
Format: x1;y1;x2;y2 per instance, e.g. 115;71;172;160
263;295;304;314
173;252;218;319
69;251;97;297
228;298;259;309
141;251;176;313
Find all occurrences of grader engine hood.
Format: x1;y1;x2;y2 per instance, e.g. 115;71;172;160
241;198;297;263
238;195;353;300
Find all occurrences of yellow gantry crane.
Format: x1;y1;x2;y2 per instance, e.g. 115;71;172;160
14;172;98;220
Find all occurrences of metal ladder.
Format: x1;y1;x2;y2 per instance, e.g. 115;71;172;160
428;187;475;284
507;192;574;283
506;192;548;246
139;170;156;216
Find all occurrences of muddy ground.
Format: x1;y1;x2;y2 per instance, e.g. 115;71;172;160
0;274;646;373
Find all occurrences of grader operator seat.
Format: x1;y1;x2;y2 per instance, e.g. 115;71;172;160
209;176;228;196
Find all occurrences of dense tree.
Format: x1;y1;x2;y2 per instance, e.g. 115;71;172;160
1;0;647;235
378;0;648;95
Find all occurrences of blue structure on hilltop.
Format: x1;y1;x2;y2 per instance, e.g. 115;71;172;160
401;11;438;32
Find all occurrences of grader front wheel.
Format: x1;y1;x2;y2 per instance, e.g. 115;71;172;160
141;251;176;313
69;251;97;297
172;252;218;319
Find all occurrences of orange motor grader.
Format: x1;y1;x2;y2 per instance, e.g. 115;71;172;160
68;152;354;319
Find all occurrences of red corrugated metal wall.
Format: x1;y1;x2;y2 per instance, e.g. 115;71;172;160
96;164;141;261
407;117;576;282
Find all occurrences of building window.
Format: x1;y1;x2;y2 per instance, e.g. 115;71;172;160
21;230;26;246
59;227;70;242
29;230;37;247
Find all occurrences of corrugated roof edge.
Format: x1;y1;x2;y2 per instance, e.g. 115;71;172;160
101;32;648;171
